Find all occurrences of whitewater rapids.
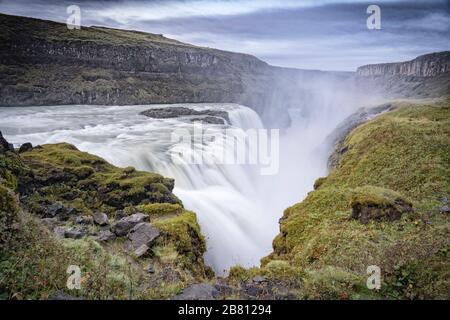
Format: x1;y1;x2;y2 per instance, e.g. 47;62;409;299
0;102;356;274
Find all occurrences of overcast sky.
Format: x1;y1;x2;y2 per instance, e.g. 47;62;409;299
0;0;449;71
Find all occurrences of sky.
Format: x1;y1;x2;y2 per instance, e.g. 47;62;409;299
0;0;449;71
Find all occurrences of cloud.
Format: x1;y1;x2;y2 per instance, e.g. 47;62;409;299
0;0;449;71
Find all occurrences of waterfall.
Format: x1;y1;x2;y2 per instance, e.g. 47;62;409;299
0;97;361;275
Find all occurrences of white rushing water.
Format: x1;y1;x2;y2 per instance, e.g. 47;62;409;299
0;101;358;274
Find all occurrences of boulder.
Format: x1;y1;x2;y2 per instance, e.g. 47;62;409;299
134;244;150;258
172;284;219;300
95;230;116;242
111;213;149;236
45;202;75;220
146;264;155;274
440;205;450;214
115;210;127;220
127;222;160;250
75;215;94;225
140;107;230;124
65;228;85;239
18;142;33;153
93;212;109;226
350;187;413;224
53;226;66;238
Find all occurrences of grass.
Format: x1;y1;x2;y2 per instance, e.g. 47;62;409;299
259;99;450;299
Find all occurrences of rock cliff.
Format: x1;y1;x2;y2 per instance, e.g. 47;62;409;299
357;51;450;77
0;13;350;127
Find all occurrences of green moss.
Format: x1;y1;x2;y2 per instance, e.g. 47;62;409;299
313;177;327;190
153;210;208;276
138;203;183;218
19;143;180;215
301;266;376;300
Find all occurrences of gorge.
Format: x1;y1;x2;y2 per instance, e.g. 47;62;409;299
0;12;449;300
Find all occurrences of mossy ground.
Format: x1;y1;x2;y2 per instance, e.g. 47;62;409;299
0;142;209;299
238;99;449;299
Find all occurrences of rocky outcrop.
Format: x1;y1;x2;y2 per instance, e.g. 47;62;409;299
357;51;450;77
140;106;230;124
0;134;212;299
326;103;395;170
350;186;413;224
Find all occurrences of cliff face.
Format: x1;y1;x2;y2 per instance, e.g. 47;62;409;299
357;51;450;77
0;13;350;127
1;13;448;127
355;52;450;100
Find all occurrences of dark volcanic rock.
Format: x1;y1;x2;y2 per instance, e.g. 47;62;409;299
172;283;219;300
128;222;160;249
351;199;413;224
75;215;94;225
126;222;160;251
140;107;230;124
111;213;149;236
93;212;109;226
95;230;116;242
64;228;85;239
190;116;226;125
18;142;33;153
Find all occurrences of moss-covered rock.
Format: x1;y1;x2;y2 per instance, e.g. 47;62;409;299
350;186;413;224
0;140;210;299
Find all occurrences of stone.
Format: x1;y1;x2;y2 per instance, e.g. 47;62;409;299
49;290;83;300
111;213;149;236
134;244;150;258
45;202;75;220
251;276;267;284
115;210;126;220
53;226;66;238
65;228;84;239
440;205;450;214
146;264;155;274
18;142;33;153
438;196;448;203
75;215;94;225
172;284;219;300
140;107;230;124
95;230;116;242
127;222;160;250
93;212;109;226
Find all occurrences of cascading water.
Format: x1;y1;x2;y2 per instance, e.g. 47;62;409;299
0;98;360;275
